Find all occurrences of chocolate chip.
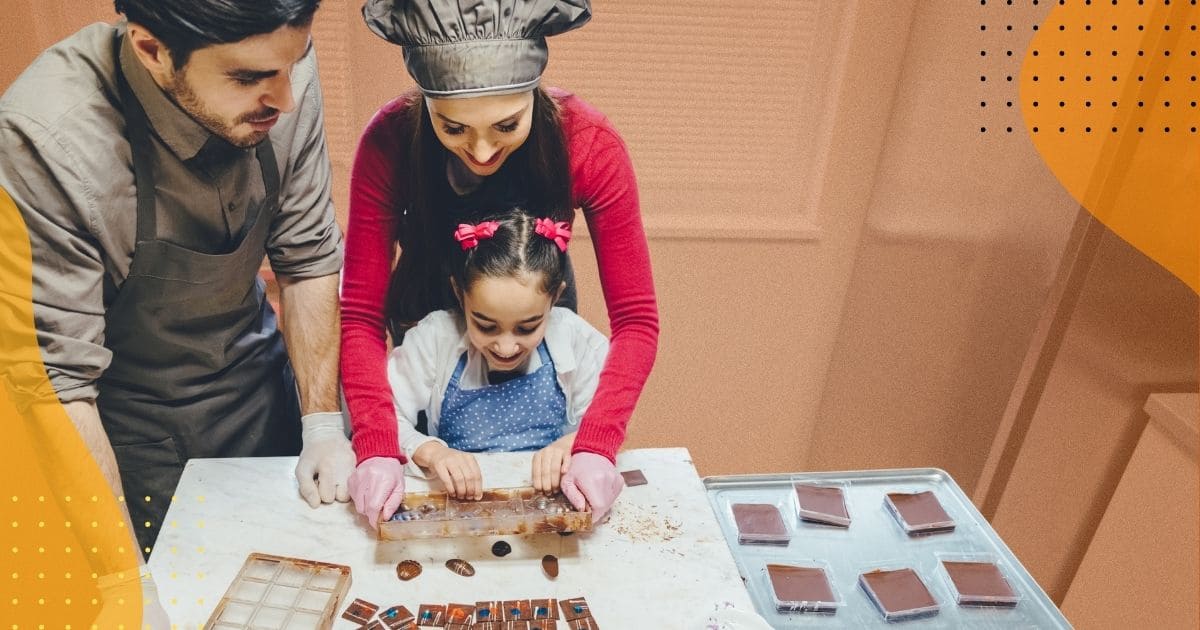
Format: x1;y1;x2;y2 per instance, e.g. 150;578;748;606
491;540;512;557
542;554;559;578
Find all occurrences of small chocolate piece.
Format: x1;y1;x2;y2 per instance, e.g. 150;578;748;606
501;599;532;621
731;503;790;545
859;568;940;621
342;598;380;624
568;617;600;630
885;491;955;536
474;601;501;623
619;469;648;486
417;603;447;626
491;540;512;557
766;564;838;613
379;605;416;630
396;559;422;581
559;597;590;621
541;554;559;578
444;602;475;624
943;561;1019;607
445;558;476;577
794;484;850;528
530;598;558;620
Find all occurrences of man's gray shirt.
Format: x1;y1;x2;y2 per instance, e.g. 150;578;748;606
0;22;344;403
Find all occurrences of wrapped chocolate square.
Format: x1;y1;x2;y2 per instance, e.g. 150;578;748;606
884;491;956;536
859;567;940;622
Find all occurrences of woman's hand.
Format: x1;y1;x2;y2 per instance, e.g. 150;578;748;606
413;442;483;499
348;456;406;528
561;452;625;522
531;432;576;493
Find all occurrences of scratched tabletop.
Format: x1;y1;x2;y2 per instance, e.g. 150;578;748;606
149;447;761;628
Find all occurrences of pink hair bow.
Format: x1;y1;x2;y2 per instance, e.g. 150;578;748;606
534;218;572;252
453;221;500;250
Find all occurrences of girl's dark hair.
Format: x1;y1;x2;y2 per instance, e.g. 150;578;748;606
385;87;573;338
449;208;569;303
114;1;321;69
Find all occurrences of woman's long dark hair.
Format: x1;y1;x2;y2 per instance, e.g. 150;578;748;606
385;87;573;339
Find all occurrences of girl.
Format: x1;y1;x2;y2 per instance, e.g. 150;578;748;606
389;209;609;507
345;0;657;526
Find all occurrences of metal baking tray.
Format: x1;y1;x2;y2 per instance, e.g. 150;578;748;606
704;469;1072;628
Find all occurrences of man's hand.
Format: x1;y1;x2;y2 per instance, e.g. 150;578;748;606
93;566;171;629
295;412;355;507
348;457;405;528
561;452;625;523
413;442;483;500
531;432;576;493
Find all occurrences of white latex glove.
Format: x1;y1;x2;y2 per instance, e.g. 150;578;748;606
93;566;171;629
295;411;355;507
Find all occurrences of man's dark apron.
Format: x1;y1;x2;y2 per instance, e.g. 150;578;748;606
97;57;302;554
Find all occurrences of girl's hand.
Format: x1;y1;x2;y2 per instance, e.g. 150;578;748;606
531;432;576;493
414;442;483;499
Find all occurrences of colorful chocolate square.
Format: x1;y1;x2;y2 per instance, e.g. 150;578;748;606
341;598;380;625
559;597;590;621
501;599;532;621
530;598;558;620
416;603;447;626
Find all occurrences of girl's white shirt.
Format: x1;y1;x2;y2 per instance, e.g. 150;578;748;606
387;307;610;477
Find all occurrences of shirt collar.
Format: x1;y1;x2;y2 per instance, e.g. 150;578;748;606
119;33;213;161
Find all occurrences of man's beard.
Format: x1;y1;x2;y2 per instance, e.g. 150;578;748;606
165;73;275;149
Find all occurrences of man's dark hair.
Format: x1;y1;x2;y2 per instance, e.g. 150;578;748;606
114;1;321;69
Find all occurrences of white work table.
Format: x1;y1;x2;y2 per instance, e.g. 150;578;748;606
149;447;763;628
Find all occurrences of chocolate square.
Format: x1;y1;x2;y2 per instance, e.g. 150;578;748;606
446;625;471;630
885;491;955;535
766;564;837;613
501;622;530;630
501;600;532;621
859;568;940;621
731;503;790;545
445;603;474;624
379;604;417;630
366;622;385;630
474;601;501;623
619;469;648;486
528;621;557;630
473;624;502;630
530;598;558;620
568;617;600;630
794;484;850;527
559;597;590;621
416;603;447;626
341;598;380;625
943;561;1019;607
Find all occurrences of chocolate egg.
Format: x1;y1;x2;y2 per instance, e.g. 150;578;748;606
445;558;475;577
542;554;559;578
395;559;422;581
491;540;512;557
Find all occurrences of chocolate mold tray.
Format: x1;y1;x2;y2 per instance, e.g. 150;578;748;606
379;486;592;540
703;469;1071;628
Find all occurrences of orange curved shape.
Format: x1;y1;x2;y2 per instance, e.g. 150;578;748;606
0;186;142;626
1020;2;1198;292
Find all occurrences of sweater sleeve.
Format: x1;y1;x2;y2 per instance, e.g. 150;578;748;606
569;114;660;462
340;103;407;464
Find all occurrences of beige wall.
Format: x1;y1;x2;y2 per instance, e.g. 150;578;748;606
4;0;1197;614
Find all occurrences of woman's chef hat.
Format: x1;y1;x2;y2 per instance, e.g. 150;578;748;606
362;0;591;98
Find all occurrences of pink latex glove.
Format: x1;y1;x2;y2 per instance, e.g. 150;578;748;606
348;456;406;529
561;452;625;522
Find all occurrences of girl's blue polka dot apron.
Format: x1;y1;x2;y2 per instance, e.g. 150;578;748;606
439;342;567;451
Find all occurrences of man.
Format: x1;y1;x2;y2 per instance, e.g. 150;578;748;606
0;0;354;566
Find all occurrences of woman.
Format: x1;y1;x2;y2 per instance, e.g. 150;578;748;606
343;0;658;526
